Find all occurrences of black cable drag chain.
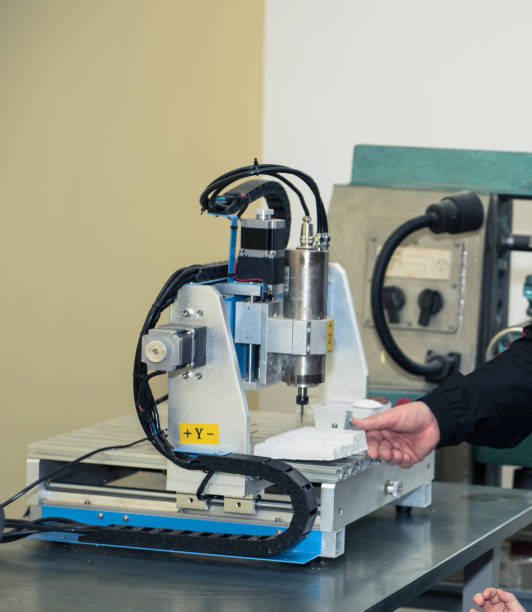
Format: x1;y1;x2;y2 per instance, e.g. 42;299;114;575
81;452;318;557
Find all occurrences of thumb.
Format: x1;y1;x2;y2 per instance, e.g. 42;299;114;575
351;409;399;431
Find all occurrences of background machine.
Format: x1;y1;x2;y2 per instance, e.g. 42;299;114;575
329;145;532;485
7;155;502;563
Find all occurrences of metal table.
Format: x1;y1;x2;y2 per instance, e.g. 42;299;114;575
1;482;531;612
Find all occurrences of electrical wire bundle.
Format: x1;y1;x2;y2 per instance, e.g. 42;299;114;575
0;435;149;543
199;160;328;234
133;264;207;469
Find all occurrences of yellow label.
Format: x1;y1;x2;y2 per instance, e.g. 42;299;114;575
326;319;334;352
179;423;219;445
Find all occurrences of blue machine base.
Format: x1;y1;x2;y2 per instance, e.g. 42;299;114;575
37;505;322;564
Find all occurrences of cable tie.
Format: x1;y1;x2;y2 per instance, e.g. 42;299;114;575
252;157;260;176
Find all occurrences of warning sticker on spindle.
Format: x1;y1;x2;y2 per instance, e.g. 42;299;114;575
326;320;334;352
179;423;219;444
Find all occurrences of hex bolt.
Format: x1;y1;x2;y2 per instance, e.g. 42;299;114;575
384;479;403;498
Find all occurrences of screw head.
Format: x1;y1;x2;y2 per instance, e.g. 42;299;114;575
122;515;129;522
98;512;104;520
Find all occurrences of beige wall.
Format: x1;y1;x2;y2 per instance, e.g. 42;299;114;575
0;0;264;515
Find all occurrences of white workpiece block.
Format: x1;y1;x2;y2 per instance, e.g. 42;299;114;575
254;427;367;461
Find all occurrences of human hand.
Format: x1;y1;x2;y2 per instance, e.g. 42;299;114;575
351;401;439;468
470;587;526;611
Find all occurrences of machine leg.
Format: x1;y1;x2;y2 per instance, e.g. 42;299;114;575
462;546;501;612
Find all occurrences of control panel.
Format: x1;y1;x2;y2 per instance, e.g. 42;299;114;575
328;185;492;394
362;235;464;334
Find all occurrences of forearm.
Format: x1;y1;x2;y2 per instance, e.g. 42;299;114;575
421;326;532;448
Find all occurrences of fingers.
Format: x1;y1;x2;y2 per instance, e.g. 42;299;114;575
365;432;383;459
482;588;498;602
351;409;400;432
496;588;513;602
496;588;526;611
365;435;415;467
399;456;413;469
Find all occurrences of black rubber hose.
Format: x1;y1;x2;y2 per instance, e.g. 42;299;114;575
370;212;446;377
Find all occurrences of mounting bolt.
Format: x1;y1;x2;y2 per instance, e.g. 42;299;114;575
83;499;91;505
384;479;403;498
122;515;129;522
182;309;194;319
97;512;104;520
196;310;204;318
194;372;202;380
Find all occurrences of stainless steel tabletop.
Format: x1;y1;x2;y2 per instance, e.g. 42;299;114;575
1;482;531;612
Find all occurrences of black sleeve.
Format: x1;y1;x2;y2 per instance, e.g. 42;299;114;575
420;325;532;448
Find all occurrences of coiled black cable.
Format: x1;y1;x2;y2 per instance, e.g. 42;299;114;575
370;213;450;379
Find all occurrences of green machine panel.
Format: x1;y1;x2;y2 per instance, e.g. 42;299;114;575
351;145;532;196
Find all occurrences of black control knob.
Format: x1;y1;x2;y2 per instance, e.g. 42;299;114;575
383;286;406;324
417;289;443;326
